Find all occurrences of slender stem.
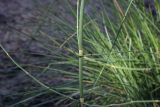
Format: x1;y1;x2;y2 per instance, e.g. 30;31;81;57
78;0;85;50
77;0;85;106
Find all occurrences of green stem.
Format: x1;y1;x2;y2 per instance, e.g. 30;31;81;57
77;0;85;106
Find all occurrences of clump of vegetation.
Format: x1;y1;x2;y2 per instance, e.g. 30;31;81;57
55;0;160;106
1;0;160;107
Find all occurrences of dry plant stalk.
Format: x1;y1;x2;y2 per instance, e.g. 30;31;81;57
113;0;124;16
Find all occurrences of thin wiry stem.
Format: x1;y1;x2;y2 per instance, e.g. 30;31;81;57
84;100;160;107
77;0;85;106
106;0;134;63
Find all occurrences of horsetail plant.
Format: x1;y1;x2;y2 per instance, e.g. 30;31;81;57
77;0;85;106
